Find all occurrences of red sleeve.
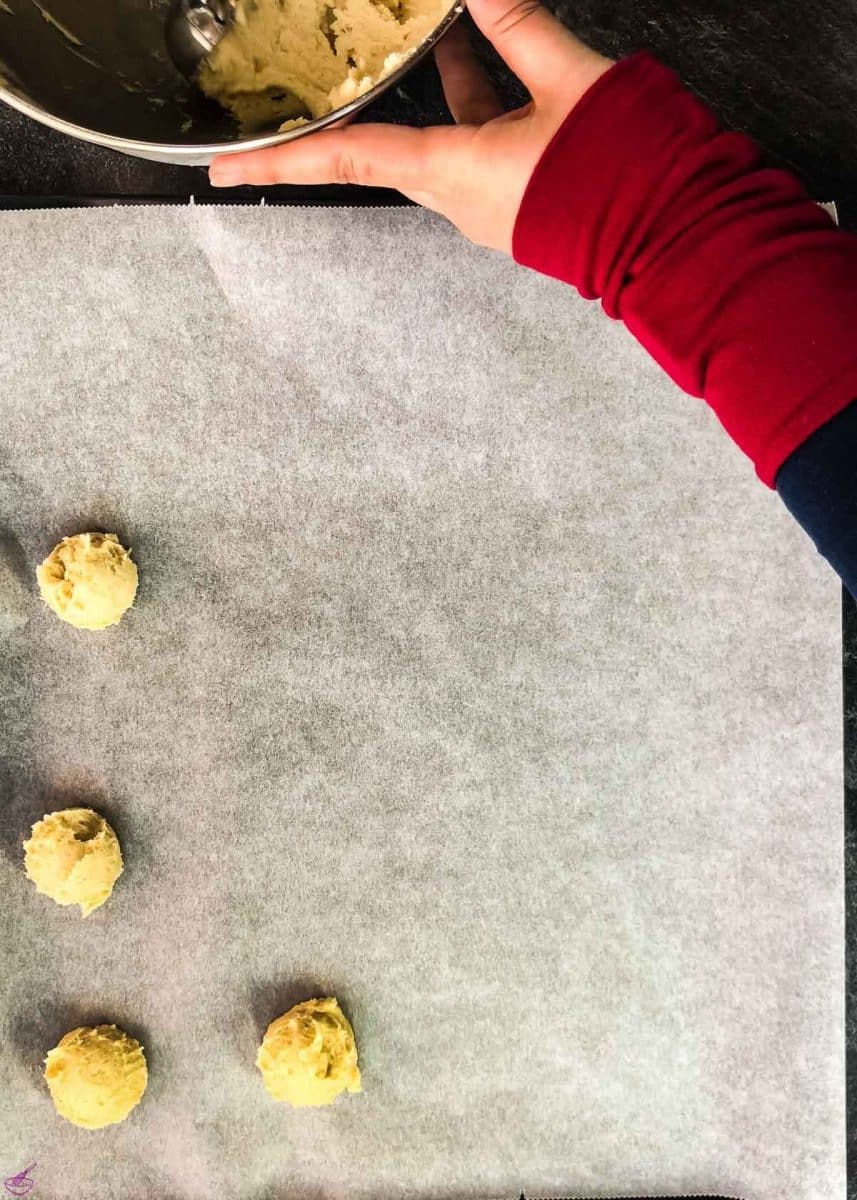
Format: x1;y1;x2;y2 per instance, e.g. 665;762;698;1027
512;52;857;487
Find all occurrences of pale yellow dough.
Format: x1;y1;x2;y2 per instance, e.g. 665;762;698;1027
24;808;123;917
37;532;137;631
199;0;449;130
45;1025;147;1130
257;997;362;1107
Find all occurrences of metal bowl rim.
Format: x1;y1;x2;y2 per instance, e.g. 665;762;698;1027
0;0;462;158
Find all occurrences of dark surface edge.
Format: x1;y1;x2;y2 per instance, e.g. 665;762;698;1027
846;585;856;1196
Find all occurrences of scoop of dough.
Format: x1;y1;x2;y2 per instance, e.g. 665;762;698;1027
24;808;123;917
45;1025;147;1130
257;997;361;1107
37;532;138;630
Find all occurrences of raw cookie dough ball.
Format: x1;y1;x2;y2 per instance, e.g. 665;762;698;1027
37;532;138;630
257;997;361;1107
45;1025;147;1130
24;808;123;917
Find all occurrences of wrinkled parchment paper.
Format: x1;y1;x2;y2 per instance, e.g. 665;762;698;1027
0;206;844;1200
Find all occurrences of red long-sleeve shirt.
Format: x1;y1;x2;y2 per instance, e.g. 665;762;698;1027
510;52;857;595
512;52;857;489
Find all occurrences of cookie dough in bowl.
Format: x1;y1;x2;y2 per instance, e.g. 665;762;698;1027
200;0;454;131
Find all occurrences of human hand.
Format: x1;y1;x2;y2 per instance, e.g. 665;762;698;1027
208;0;613;253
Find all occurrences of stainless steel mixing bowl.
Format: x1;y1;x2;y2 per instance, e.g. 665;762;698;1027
0;0;460;165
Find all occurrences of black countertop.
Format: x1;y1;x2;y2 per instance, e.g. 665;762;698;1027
2;0;856;1191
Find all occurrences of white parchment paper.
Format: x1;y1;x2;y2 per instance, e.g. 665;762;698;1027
0;206;844;1200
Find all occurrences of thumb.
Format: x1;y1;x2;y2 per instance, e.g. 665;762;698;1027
465;0;611;103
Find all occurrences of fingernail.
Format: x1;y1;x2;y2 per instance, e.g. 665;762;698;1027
209;160;243;187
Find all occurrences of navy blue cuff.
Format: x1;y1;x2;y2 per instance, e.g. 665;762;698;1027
776;400;857;598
